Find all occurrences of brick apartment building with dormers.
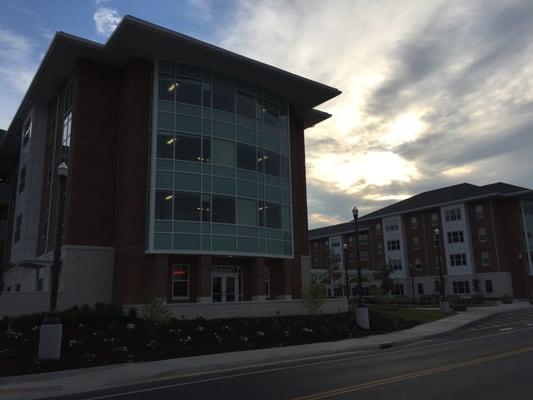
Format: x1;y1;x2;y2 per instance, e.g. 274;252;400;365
309;183;533;299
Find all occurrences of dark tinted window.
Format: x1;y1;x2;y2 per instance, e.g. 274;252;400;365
263;101;278;126
236;90;255;118
175;134;201;162
212;195;235;223
281;156;289;180
264;150;280;177
202;137;211;162
258;201;265;227
157;134;174;158
174;191;201;221
202;82;211;107
257;148;265;173
266;202;281;229
202;194;211;222
155;191;173;219
237;143;256;171
159;78;175;101
213;85;234;113
175;77;202;105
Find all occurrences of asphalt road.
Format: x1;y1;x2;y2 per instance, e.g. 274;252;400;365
48;308;533;400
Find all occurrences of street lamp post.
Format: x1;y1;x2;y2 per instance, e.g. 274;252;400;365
409;264;416;303
353;206;369;329
343;243;350;304
38;162;68;360
434;228;450;313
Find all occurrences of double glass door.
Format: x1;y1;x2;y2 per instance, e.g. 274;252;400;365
212;267;241;303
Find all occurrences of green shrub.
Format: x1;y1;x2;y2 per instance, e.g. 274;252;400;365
470;294;484;304
128;307;138;320
143;298;171;324
302;285;325;315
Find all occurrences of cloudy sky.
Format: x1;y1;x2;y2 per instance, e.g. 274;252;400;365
1;0;532;227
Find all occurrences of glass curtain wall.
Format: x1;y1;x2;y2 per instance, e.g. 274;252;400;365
152;61;293;257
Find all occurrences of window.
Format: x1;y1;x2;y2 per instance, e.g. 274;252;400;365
36;278;43;292
212;84;234;113
417;283;424;295
15;284;21;292
445;208;462;222
155;191;173;220
475;205;484;219
212;195;235;224
431;213;438;226
375;223;382;233
174;191;201;221
41;219;48;239
265;267;271;297
14;214;22;242
172;265;189;299
392;284;404;295
280;156;289;180
478;228;487;243
157;134;174;159
18;165;26;194
453;281;470;294
387;240;400;251
264;150;280;177
22;116;31;147
262;101;279;127
412;237;420;250
415;258;422;270
236;143;256;171
175;133;203;162
359;235;368;246
410;217;417;230
201;194;211;222
211;138;234;167
237;198;257;226
376;241;383;254
202;82;211;107
175;77;202;105
62;111;72;163
265;202;281;229
390;259;402;271
435;256;441;269
385;222;399;232
447;230;464;244
481;251;490;266
359;251;369;261
236;90;256;119
485;280;494;293
450;253;467;266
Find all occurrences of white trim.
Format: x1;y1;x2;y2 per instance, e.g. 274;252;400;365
145;249;294;259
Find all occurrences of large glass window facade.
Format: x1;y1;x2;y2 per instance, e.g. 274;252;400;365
151;61;293;257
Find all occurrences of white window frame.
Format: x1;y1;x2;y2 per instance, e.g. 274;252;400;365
447;230;464;244
410;217;417;230
475;205;484;219
412;237;420;250
387;240;400;251
445;208;462;222
478;228;487;243
481;251;490;266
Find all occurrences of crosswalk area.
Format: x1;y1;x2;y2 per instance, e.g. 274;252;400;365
467;307;533;332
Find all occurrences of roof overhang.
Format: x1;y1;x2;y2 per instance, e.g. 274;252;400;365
5;16;341;141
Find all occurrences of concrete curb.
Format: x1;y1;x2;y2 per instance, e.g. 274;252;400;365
0;302;531;400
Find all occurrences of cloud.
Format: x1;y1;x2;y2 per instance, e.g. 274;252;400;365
0;28;38;128
219;0;533;227
93;7;122;36
185;0;214;21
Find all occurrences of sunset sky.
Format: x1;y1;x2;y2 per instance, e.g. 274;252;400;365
1;0;532;227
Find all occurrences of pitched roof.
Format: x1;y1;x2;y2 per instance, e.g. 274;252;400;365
4;16;341;141
360;182;530;221
309;221;368;240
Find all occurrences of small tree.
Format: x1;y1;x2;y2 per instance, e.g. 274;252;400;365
302;284;326;315
143;298;171;325
374;263;394;296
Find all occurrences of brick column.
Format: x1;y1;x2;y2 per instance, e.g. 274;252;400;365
250;257;267;301
276;259;293;300
196;255;212;303
152;254;168;300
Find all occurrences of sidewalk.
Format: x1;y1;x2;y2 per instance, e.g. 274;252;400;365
1;301;530;400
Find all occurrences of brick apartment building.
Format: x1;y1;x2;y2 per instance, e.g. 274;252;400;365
0;16;343;318
309;183;533;299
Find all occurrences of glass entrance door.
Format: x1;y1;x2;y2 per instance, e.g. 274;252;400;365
212;269;240;303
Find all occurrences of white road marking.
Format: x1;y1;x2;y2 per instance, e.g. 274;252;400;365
78;325;533;400
499;327;515;332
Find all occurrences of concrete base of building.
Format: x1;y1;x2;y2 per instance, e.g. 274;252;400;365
252;295;268;301
276;295;293;300
123;298;348;320
355;306;370;330
196;297;212;303
440;300;451;313
38;323;63;360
